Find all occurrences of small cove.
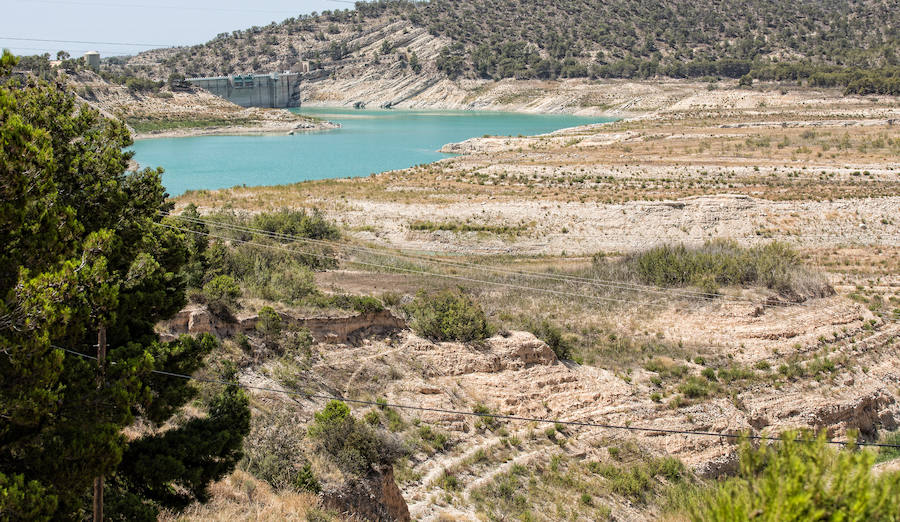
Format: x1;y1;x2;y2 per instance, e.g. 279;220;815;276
131;107;614;196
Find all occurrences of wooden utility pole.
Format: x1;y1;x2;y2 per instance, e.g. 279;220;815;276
93;325;106;522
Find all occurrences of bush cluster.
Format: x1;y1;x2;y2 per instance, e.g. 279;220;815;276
250;208;340;241
201;275;241;316
308;401;398;476
525;319;573;360
241;409;316;491
309;294;384;314
403;289;491;342
180;208;339;305
630;240;820;296
588;456;685;503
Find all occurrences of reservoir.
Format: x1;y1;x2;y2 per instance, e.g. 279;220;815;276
131;107;613;196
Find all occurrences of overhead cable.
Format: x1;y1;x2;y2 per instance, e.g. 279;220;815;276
162;212;808;307
156;222;676;309
51;345;900;450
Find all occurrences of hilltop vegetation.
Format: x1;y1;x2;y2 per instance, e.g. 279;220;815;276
110;0;900;94
376;0;899;80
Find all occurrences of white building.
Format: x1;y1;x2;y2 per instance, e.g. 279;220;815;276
84;51;100;70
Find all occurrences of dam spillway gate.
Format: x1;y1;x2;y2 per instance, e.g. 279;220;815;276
186;72;301;108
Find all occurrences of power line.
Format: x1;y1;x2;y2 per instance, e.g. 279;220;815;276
161;219;810;311
11;0;329;15
52;345;900;450
8;46;144;56
0;37;171;48
163;213;806;307
156;222;676;309
165;213;732;302
546;232;900;242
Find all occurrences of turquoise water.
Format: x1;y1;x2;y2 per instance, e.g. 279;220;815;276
131;107;613;196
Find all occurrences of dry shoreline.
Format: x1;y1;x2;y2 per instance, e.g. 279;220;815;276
132;119;341;140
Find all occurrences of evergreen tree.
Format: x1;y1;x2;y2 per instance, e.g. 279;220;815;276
0;50;250;521
409;51;422;74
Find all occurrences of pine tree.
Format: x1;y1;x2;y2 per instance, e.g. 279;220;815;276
0;50;250;521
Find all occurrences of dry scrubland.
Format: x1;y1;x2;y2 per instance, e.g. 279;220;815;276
172;84;900;520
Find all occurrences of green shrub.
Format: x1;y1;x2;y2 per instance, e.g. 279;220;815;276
251;208;340;241
678;376;710;398
283;328;315;356
364;410;380;426
202;275;241;316
687;432;900;521
240;409;308;490
589;462;654;502
876;431;900;464
652;457;686;481
409;220;524;234
336;294;384;314
294;463;320;493
645;358;689;380
437;470;460;491
380;292;401;307
201;209;338;294
526;319;573;360
630;240;827;298
311;294;385;313
266;265;317;303
716;365;756;383
473;403;501;431
383;406;405;432
308;401;396;476
256;306;282;344
404;289;491;342
234;333;251;352
418;425;449;451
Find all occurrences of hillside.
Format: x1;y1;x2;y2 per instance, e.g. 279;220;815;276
11;55;334;138
166;84;900;520
114;0;900;96
159;127;900;517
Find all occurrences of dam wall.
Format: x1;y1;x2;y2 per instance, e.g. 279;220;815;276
187;73;301;108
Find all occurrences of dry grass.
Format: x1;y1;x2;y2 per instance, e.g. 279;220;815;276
159;470;342;522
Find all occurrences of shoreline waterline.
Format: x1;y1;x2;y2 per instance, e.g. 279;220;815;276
131;108;617;196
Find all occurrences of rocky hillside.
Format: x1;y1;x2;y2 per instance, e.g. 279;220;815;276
156;287;900;520
113;0;900;96
63;68;334;138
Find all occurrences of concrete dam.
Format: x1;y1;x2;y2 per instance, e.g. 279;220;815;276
186;73;301;108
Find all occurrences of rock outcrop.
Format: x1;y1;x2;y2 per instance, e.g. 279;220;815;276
158;304;406;344
405;330;558;376
321;465;411;522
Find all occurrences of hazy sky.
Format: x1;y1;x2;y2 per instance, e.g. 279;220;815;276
2;0;353;58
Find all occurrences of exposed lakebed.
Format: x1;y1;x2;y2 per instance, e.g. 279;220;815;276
131;107;612;196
